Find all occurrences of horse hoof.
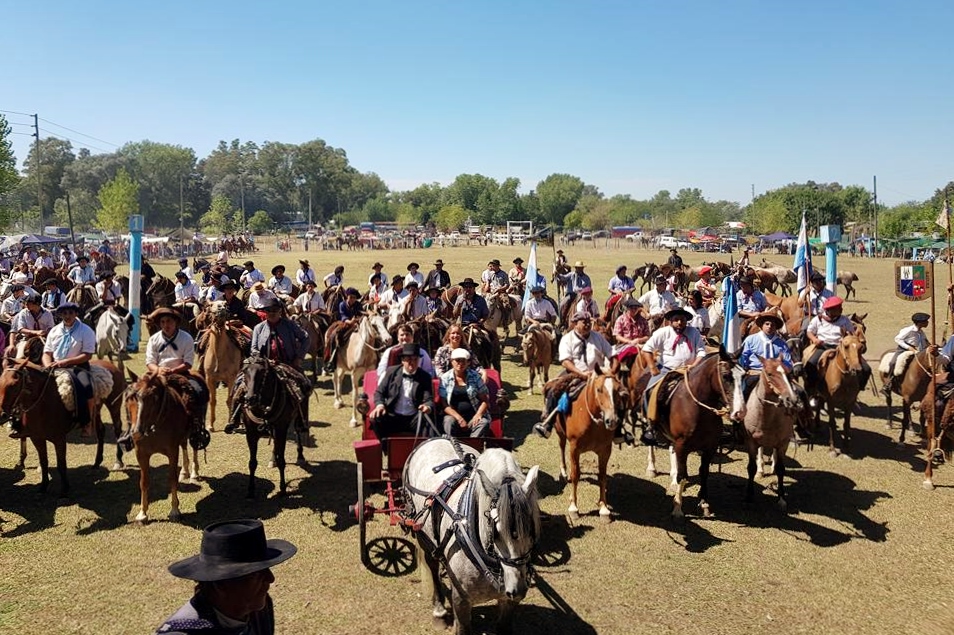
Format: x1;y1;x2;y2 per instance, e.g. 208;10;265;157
896;442;906;450
671;507;685;520
923;480;936;491
776;498;788;512
828;449;841;458
567;504;579;520
598;507;611;523
700;505;713;518
135;511;148;523
755;470;764;479
110;462;124;472
267;460;276;469
839;453;853;461
169;510;181;522
645;469;658;478
334;400;345;410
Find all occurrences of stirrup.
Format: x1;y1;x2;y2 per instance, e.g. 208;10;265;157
533;422;551;439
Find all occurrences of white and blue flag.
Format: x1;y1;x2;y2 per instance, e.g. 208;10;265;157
722;276;741;354
523;241;545;305
793;210;813;296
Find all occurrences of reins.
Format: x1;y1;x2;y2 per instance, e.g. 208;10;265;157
682;355;730;416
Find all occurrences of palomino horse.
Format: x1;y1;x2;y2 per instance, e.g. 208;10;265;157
486;292;522;352
880;348;938;443
236;357;306;497
520;326;553;394
200;301;245;431
403;439;540;635
813;333;866;456
123;370;199;522
334;313;392;426
0;360;125;495
654;352;735;518
555;372;627;518
95;307;129;375
737;358;802;510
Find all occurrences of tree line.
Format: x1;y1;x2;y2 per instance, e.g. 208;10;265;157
0;115;949;238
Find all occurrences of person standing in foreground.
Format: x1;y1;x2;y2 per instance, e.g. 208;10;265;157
154;518;297;635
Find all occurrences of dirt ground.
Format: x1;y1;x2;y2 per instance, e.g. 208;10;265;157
1;241;953;635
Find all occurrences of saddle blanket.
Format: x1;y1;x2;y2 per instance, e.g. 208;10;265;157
646;367;688;423
878;350;915;376
55;365;113;413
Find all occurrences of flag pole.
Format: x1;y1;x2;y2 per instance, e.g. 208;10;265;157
945;194;952;334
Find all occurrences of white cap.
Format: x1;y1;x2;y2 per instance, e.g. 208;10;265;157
450;348;471;361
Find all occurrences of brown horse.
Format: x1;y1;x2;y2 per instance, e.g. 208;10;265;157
920;380;954;490
813;333;865;456
520;326;553;394
740;358;802;511
200;302;245;431
879;348;936;443
123;370;199;522
555;372;627;519
291;311;331;381
632;263;657;293
439;285;462;319
654;352;735;518
0;360;125;495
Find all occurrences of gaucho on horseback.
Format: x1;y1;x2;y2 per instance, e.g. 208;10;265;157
880;312;932;393
323;287;363;373
733;313;797;421
118;307;211;450
804;296;872;401
639;307;707;446
533;311;628;443
226;298;311;435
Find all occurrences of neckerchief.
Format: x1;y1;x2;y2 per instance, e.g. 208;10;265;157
158;329;179;353
55;321;78;359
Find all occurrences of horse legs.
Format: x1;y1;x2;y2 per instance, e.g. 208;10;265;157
597;447;611;519
827;401;840;456
450;587;473;635
246;431;259;499
567;441;581;517
168;444;182;521
898;401;910;446
842;410;852;458
17;437;27;470
52;438;69;498
558;431;568;481
497;599;517;635
775;441;789;511
527;363;535;393
351;369;365;427
333;367;345;411
32;437;50;493
746;449;757;505
109;404;124;471
671;442;689;519
646;446;658;477
421;548;448;625
179;441;198;483
135;447;151;522
885;390;894;431
93;416;105;468
274;425;288;495
206;375;217;432
697;449;714;517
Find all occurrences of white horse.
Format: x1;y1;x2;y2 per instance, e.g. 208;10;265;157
404;439;540;635
95;307;129;375
333;313;392;426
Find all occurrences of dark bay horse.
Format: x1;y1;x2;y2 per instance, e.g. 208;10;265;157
234;357;306;498
124;370;199;522
0;360;125;495
655;352;735;518
555;372;628;519
880;348;937;444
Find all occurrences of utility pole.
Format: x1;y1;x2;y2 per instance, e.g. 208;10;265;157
240;177;246;232
33;114;42;232
751;184;755;202
872;175;878;257
308;189;312;231
179;174;185;257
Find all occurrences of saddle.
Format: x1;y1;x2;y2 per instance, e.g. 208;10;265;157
645;368;688;424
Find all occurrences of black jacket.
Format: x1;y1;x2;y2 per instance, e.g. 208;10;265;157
424;268;451;291
375;365;433;413
155;592;274;634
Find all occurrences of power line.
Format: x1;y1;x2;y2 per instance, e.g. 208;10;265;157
38;128;111;154
0;108;34;117
39;117;118;148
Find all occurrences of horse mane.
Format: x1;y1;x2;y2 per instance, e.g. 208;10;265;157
475;449;540;543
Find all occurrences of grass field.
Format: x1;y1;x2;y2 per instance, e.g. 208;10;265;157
1;241;953;635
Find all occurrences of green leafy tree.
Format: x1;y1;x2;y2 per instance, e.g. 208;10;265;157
0;115;19;229
536;174;584;225
247;210;273;234
231;210;246;233
562;209;585;228
21;137;75;223
200;195;234;235
96;168;139;232
53;190;98;229
434;204;468;231
121;141;197;227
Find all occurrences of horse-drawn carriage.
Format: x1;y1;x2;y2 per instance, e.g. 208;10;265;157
348;369;511;576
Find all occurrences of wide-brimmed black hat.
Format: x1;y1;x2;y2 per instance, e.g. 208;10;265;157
391;275;404;286
243;260;255;267
653;274;666;284
665;307;692;321
345;287;361;297
531;285;544;293
434;259;444;266
372;262;384;269
405;280;419;289
754;313;783;329
513;257;523;264
460;278;478;288
174;270;187;279
489;259;501;266
168;519;297;582
407;262;419;270
810;272;825;283
43;278;58;287
271;265;285;275
912;312;930;323
77;254;89;263
400;343;420;358
623;297;642;308
220;280;238;291
261;297;283;311
739;275;754;286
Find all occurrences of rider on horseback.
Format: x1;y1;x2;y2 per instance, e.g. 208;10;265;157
733;313;795;418
11;295;54;340
293;279;326;314
67;254;96;286
173;271;201;321
399;281;429;319
268;265;294;302
522;286;557;341
574;287;600;320
612;297;649;367
605;265;634;317
323;288;363;373
736;276;768;320
118;308;210;450
424;259;450;292
226;298;311;435
638;275;677;323
240;260;265;290
694;266;717;305
534;311;624;442
880;312;932;396
36;303;97;437
803;296;872;403
41;278;65;313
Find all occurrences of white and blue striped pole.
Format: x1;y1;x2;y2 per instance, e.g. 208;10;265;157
127;214;144;352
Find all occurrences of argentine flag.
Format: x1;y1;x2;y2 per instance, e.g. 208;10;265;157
794;210;812;296
523;241;544;306
722;276;741;354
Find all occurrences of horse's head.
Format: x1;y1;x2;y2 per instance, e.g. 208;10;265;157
242;357;273;409
0;363;29;414
838;332;865;375
758;357;801;411
124;370;164;438
366;313;393;348
588;373;622;429
475;450;540;602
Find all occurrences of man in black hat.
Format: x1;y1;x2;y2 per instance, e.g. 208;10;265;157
637;274;677;323
41;278;65;313
155;518;297;635
802;271;834;319
178;257;193;281
881;312;934;394
404;262;424;288
369;343;435;442
43;302;98;434
240;260;265;290
267;265;293;300
667;248;683;270
424;259;451;292
481;259;509;295
508;257;526;292
453;278;489;327
736;276;767;320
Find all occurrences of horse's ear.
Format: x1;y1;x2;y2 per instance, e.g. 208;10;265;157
522;465;540;495
127;369;139;384
475;468;498;497
858;313;868;321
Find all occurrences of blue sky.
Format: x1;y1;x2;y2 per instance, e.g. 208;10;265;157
3;1;951;206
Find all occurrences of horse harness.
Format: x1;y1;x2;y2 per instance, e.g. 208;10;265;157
403;439;534;594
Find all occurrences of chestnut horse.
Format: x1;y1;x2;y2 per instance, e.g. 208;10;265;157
880;348;936;444
123;370;199;522
0;360;125;495
555;372;628;519
654;352;735;518
200;302;245;431
812;333;865;456
520;326;553;394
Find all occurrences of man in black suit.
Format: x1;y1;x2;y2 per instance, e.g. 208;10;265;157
370;343;435;442
424;259;451;291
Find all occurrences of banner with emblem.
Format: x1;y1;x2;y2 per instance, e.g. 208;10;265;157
894;260;933;301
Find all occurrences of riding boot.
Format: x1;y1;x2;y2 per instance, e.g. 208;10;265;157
224;399;245;435
8;413;25;439
533;391;557;439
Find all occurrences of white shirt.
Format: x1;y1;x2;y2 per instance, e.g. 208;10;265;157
377;288;407;308
2;295;22;317
399;294;429;319
404;271;424;288
174;280;200;302
34;256;53;269
96;280;123;302
642;325;707;370
294;290;326;313
12;307;54;334
377;346;434;378
638;289;678;317
240;268;265;289
10;271;29;285
44;320;96;360
686;305;710;332
807;314;855;346
268;275;294;296
179;266;194;280
524;296;556;321
296;268;316;286
248;289;277;310
145;329;196;369
558;330;615;373
574;297;600;319
323;272;343;287
369;271;388;287
68;265;96;285
895;324;927;351
200;285;221;303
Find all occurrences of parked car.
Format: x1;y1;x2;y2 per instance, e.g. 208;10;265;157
582;232;593;241
593;230;610;239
